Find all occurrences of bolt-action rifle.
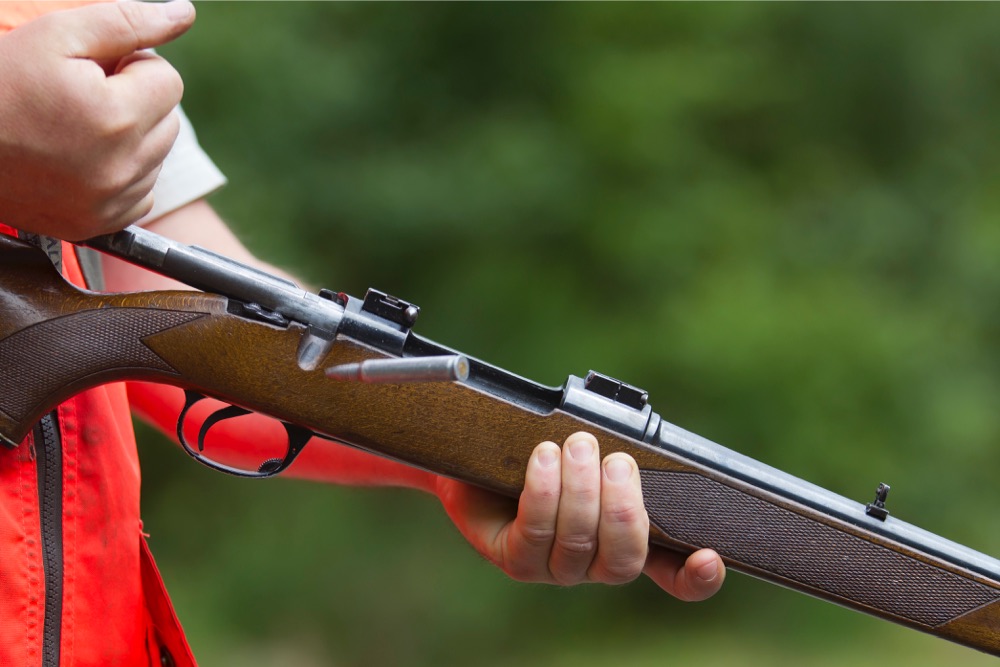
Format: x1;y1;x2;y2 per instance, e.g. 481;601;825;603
1;227;999;656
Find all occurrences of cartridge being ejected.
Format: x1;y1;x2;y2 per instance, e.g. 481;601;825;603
325;355;470;384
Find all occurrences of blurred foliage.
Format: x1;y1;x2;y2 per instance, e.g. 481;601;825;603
144;3;1000;665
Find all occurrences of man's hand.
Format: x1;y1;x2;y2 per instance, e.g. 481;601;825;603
437;432;725;600
0;1;195;240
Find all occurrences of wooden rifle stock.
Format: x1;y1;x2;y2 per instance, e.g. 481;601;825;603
2;231;1000;656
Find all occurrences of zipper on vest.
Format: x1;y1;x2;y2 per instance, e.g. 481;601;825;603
35;412;63;667
17;232;65;666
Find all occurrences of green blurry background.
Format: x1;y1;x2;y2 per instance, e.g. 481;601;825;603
144;3;1000;665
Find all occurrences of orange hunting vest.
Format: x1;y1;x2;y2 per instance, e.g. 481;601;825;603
0;224;195;667
0;4;196;665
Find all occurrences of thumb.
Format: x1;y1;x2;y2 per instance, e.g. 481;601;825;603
52;1;195;60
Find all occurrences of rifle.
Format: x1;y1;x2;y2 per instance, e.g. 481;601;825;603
1;226;999;656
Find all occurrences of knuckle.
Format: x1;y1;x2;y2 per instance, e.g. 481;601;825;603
555;533;597;557
113;2;145;50
99;100;140;138
130;192;156;222
138;57;185;106
87;164;133;198
88;201;122;233
602;501;648;528
527;485;560;508
517;523;556;549
165;65;185;101
92;181;151;229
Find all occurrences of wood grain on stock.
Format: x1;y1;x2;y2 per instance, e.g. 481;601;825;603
1;234;999;655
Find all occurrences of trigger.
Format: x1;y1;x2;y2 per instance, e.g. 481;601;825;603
197;405;253;453
177;390;208;451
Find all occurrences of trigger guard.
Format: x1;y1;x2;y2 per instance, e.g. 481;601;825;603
174;391;327;477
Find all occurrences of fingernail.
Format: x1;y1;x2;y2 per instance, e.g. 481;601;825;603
536;446;558;468
567;438;594;461
696;559;719;582
604;456;633;482
164;0;194;22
